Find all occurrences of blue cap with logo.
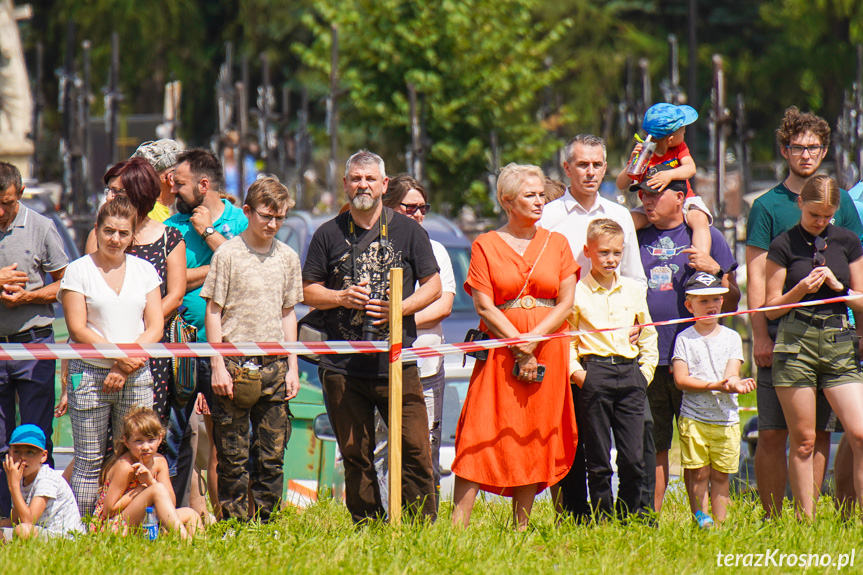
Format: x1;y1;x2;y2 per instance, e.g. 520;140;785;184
9;424;46;450
642;103;699;139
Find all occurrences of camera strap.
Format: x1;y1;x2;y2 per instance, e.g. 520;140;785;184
347;207;394;283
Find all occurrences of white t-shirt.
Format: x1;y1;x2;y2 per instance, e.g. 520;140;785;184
59;254;162;367
16;465;85;537
414;240;456;378
672;325;744;425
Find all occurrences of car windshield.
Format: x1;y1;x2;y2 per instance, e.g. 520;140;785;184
446;246;473;313
298;357;322;388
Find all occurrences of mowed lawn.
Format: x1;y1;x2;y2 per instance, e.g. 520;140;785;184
2;489;861;574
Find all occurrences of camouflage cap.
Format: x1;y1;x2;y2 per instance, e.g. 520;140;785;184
132;139;182;173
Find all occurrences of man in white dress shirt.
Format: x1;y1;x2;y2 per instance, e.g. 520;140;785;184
539;134;653;522
540;134;646;287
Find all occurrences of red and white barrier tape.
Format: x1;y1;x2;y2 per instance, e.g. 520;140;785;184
0;340;387;362
1;294;860;362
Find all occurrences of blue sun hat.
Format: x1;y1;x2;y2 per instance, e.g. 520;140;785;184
642;103;699;139
9;424;46;450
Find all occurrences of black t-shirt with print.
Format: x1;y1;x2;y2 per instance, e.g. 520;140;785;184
767;223;863;316
303;209;439;378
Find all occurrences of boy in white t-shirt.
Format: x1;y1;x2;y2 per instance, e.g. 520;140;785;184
1;425;84;540
672;273;755;528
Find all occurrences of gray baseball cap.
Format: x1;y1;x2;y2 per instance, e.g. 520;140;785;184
132;139;182;172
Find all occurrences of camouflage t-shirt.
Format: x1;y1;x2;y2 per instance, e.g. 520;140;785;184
201;236;303;343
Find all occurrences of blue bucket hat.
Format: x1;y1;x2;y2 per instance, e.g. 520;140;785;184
642;103;699;139
9;424;46;450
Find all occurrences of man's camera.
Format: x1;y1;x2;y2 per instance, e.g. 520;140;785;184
362;291;382;341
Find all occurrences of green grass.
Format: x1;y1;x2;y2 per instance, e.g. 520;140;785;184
3;490;862;574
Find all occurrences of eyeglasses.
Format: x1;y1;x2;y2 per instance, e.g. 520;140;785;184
400;203;430;216
812;236;828;267
104;187;126;198
254;209;285;224
786;145;824;157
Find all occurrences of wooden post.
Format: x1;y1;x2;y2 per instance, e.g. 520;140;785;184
387;267;403;525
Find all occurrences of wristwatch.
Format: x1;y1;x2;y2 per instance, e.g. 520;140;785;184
715;263;737;279
201;226;216;239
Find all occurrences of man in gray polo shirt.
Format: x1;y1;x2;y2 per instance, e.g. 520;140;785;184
0;161;68;516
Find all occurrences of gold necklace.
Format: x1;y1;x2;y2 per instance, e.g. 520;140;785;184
95;254;126;294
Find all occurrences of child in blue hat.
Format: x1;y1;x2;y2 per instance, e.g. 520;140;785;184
616;102;713;253
1;424;84;540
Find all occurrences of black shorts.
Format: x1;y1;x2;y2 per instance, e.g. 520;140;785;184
647;367;682;452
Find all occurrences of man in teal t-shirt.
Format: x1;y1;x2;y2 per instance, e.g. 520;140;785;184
744;107;863;521
165;150;248;340
164;149;247;502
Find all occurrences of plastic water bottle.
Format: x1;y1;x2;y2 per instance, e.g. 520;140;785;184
220;223;235;240
143;506;159;541
625;134;656;178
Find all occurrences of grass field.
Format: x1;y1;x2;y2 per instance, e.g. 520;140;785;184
2;488;861;574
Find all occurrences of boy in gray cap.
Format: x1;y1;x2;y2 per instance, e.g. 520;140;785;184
133;138;183;222
672;273;755;528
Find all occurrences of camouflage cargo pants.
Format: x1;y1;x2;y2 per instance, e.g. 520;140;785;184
211;357;291;522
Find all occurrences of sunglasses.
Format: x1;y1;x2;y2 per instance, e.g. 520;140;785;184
400;203;430;216
812;236;827;267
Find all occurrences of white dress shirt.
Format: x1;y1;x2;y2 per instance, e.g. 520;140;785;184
539;188;647;287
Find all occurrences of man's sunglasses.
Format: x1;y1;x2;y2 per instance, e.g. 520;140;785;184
813;236;828;267
400;203;430;216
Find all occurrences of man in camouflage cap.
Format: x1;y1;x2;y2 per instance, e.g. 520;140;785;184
133;138;182;222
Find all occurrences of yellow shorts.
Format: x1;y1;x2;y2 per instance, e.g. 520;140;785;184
678;417;740;474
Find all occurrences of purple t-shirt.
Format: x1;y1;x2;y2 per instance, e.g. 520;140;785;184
638;224;737;365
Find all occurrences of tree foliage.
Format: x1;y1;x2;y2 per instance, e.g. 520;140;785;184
14;0;863;207
293;0;572;210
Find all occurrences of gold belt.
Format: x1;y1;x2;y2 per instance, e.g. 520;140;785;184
497;296;555;310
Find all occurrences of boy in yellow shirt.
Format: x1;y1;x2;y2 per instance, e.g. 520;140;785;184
568;218;658;519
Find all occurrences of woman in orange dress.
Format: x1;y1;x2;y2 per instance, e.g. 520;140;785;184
451;163;579;530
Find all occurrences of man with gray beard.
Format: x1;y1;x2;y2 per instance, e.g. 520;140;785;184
303;150;441;523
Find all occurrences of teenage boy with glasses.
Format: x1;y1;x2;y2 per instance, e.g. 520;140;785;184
201;177;302;521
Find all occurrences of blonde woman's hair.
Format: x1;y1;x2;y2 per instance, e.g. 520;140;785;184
497;163;545;208
99;406;165;485
799;175;840;208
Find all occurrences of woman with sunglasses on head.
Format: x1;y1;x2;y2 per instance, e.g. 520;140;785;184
765;175;863;520
377;174;454;508
81;158;187;423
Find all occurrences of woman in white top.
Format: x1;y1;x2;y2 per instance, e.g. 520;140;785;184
59;196;164;515
374;175;455;506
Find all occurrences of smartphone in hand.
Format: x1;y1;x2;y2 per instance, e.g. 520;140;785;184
512;363;546;382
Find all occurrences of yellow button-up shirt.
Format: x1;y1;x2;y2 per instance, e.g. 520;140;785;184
567;271;658;383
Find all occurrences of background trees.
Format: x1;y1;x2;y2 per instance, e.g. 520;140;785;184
14;0;863;211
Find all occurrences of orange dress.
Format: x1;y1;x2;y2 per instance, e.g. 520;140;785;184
452;227;579;495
